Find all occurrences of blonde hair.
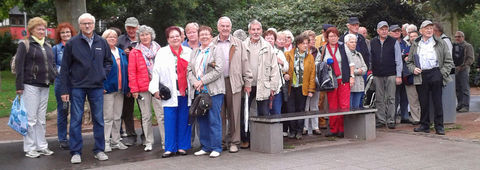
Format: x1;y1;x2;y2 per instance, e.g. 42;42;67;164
102;29;118;39
27;17;47;35
302;30;316;37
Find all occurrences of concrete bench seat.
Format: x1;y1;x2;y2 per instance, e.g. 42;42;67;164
249;108;377;153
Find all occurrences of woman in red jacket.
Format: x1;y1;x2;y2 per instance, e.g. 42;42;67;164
128;25;164;152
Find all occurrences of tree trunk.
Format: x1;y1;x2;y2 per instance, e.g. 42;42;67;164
433;11;458;38
54;0;86;31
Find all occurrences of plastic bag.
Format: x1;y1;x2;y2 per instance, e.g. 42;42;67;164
8;95;28;136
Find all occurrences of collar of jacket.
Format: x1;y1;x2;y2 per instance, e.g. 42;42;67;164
245;37;269;53
79;32;102;44
213;35;239;47
413;35;441;47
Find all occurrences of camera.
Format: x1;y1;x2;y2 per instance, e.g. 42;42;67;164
138;94;145;101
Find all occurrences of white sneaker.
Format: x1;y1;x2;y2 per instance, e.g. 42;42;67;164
25;151;40;158
194;150;208;156
71;154;81;164
37;148;54;156
105;145;112;152
209;151;220;158
144;144;152;152
94;152;109;161
111;142;128;150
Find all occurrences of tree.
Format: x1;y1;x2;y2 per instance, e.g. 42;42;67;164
54;0;86;30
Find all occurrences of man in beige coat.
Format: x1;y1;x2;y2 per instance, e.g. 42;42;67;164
241;19;279;148
214;17;253;153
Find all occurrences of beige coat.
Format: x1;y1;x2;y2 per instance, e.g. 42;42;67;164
243;37;279;101
212;35;253;94
187;44;225;97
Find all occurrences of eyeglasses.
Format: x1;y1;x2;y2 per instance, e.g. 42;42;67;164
80;22;94;26
60;31;71;34
454;36;463;38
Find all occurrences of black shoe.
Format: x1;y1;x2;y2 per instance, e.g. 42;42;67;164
337;132;344;138
413;126;430;133
387;123;396;129
400;119;411;124
177;150;187;156
325;132;338;137
411;121;420;125
295;133;303;140
435;128;445;135
162;151;173;158
59;141;69;150
376;123;385;128
123;136;135;146
313;129;322;135
288;132;295;139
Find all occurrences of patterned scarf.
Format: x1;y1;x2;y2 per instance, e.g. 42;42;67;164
292;48;306;87
138;41;161;78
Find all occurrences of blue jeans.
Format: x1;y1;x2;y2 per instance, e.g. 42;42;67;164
164;96;191;152
350;92;363;109
54;79;69;142
198;94;224;152
69;88;105;155
270;93;282;115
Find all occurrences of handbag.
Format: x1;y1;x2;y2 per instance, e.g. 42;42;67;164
316;61;338;91
8;95;28;136
188;92;212;125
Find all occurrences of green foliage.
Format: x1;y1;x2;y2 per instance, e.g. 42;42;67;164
0;0;21;20
458;5;480;85
0;32;17;71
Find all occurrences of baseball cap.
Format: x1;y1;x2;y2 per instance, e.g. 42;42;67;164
420;20;433;29
377;21;389;29
125;17;139;27
389;25;401;32
322;24;334;31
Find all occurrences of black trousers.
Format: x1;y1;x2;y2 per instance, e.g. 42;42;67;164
121;94;137;137
240;86;269;143
287;86;307;134
416;68;444;129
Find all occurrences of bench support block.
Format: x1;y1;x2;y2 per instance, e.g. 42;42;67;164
344;113;376;140
250;122;283;153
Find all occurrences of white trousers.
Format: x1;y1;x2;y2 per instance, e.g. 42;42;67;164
137;92;165;147
304;91;320;131
103;92;124;145
23;84;49;152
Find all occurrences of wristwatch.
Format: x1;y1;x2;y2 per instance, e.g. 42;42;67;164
350;74;355;78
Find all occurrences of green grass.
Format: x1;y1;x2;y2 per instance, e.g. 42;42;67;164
0;71;57;118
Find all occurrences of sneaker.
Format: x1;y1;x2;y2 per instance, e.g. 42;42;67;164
209;151;220;158
229;145;239;153
194;150;208;156
71;154;81;164
283;132;288;137
144;144;152;152
37;148;54;156
295;133;303;140
313;129;322;135
59;141;69;150
458;107;469;113
105;145;112;152
25;151;40;158
111;142;128;150
94;152;109;161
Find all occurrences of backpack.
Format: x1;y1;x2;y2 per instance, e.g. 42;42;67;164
452;43;465;67
11;39;30;74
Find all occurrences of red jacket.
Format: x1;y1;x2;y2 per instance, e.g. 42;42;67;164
128;49;150;93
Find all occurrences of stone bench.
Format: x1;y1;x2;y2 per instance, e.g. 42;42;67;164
249;108;377;153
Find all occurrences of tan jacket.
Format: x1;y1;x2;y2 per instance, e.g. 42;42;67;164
244;37;279;101
212;35;253;94
187;45;225;97
285;48;316;96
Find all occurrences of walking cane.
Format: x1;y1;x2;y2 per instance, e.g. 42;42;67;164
244;93;249;133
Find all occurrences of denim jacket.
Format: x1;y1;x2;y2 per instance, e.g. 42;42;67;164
52;43;64;75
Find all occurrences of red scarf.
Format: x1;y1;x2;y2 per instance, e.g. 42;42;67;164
327;43;341;77
170;45;188;96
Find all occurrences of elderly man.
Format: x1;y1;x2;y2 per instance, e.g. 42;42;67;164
242;19;279;148
370;21;403;129
116;17;139;146
339;17;370;69
389;25;410;124
182;22;200;49
213;17;253;153
358;26;370;51
453;31;474;112
407;20;454;135
60;13;112;163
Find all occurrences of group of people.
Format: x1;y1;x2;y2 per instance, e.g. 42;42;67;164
14;12;474;164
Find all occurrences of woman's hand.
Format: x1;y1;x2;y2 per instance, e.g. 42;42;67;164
413;67;422;75
277;58;284;65
194;80;203;91
308;92;313;97
350;77;355;87
16;90;23;94
132;92;139;99
154;92;160;99
284;74;290;81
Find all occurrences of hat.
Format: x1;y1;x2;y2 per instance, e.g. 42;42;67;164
125;17;139;27
322;24;334;31
420;20;433;29
389;25;401;32
348;17;360;24
377;21;389;29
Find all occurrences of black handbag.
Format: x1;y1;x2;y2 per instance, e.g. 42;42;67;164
316;61;337;91
188;92;212;125
158;82;171;100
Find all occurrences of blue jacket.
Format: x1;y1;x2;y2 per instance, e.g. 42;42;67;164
52;43;65;74
104;48;129;94
60;33;113;94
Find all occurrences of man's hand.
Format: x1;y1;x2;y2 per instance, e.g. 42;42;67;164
396;77;402;85
61;94;69;102
284;74;290;81
244;86;251;94
16;90;23;94
404;56;409;62
271;90;275;97
413;67;422;75
124;48;130;56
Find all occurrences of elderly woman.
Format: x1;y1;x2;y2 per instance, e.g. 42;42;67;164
102;29;129;152
52;22;76;149
344;34;367;109
283;30;294;52
188;26;225;158
15;17;56;158
321;27;355;138
128;25;164;152
263;30;289;115
284;34;315;140
149;26;193;158
182;22;200;49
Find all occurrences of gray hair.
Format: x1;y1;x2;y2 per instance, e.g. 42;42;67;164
407;24;417;33
344;33;357;43
248;19;262;30
217;16;232;26
136;25;156;41
282;30;294;43
267;28;277;34
402;23;410;30
102;29;118;39
456;31;465;37
233;29;248;41
78;13;95;25
185;22;199;32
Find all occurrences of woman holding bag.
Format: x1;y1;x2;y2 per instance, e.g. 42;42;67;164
188;26;225;158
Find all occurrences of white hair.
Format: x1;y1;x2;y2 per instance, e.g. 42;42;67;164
136;25;156;41
248;19;262;30
102;29;118;39
78;13;95;25
344;33;357;43
267;28;277;34
282;30;294;43
402;23;410;30
407;24;418;33
456;31;465;37
217;16;232;26
185;22;199;32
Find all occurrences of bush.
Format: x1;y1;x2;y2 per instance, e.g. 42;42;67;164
0;32;17;71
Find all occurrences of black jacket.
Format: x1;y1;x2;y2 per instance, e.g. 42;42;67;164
339;33;370;69
370;36;397;77
15;37;56;90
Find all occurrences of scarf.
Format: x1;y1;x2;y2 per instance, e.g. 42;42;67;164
138;41;161;78
327;43;341;77
170;45;188;96
32;36;45;46
292;48;306;87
